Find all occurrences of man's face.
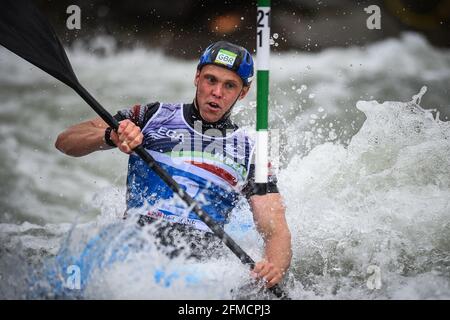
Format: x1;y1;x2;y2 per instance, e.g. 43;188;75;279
194;64;250;123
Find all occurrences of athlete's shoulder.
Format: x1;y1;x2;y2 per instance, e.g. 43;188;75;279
114;102;161;128
158;102;183;110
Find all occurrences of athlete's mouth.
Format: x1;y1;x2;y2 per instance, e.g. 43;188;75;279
207;102;221;110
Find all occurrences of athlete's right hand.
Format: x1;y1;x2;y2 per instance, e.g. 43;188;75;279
109;119;144;154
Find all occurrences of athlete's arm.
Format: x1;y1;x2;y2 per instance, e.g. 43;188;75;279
55;103;159;157
249;192;292;288
55;117;142;157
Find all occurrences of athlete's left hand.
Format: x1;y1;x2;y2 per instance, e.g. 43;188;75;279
251;259;284;288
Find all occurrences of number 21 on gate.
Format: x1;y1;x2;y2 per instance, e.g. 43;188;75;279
257;8;270;48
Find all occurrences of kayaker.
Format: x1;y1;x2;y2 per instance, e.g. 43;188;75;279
55;41;292;289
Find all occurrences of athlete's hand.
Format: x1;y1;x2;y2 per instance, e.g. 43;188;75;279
251;259;284;288
110;120;143;154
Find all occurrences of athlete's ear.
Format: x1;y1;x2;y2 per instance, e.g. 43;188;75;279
194;70;200;87
239;85;250;100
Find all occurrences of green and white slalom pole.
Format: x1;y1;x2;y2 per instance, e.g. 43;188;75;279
255;0;271;194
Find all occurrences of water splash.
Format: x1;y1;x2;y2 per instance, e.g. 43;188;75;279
411;86;427;105
280;87;450;299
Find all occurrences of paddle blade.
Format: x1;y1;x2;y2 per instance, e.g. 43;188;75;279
0;0;79;88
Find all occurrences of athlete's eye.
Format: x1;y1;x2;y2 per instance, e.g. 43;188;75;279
206;75;216;84
225;82;236;90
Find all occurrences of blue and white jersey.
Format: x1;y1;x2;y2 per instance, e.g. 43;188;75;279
126;103;255;232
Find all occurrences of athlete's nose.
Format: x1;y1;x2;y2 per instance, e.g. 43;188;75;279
211;83;223;99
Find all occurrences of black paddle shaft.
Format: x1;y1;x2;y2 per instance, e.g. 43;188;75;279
0;0;290;300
